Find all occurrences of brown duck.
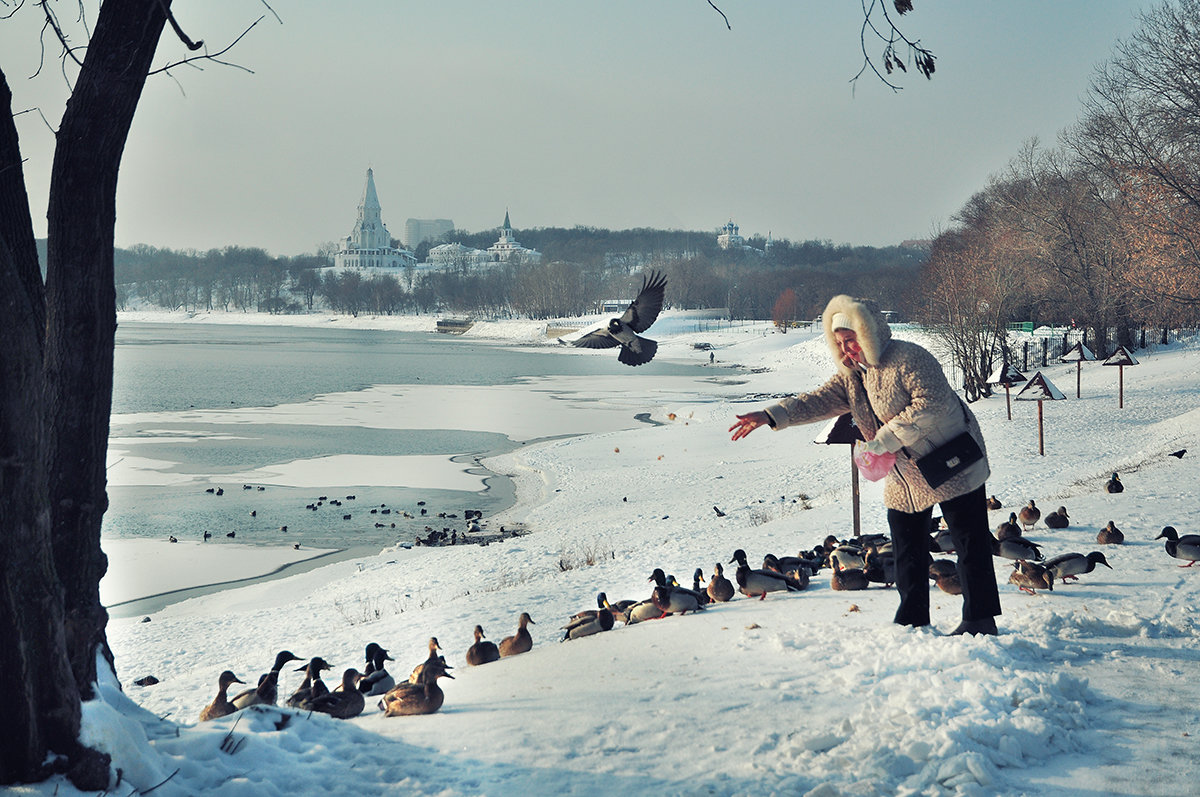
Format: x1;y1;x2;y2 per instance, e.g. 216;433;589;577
304;668;365;719
1008;560;1054;594
465;625;501;666
498;612;535;657
1017;500;1041;532
380;657;453;717
831;560;869;591
1097;520;1125;545
199;670;245;722
929;560;962;595
1043;506;1069;529
706;562;736;603
408;638;449;685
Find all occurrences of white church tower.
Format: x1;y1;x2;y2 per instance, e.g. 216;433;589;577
334;169;416;270
486;208;542;264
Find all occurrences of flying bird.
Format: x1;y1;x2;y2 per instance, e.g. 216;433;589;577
572;271;668;366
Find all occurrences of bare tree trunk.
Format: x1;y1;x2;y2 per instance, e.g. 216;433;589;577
0;68;84;788
44;0;169;703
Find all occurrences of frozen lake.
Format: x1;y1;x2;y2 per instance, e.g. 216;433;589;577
105;321;711;555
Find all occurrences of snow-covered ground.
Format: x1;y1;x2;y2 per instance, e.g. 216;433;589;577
17;309;1200;796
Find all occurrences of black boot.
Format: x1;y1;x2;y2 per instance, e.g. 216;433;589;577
949;617;997;636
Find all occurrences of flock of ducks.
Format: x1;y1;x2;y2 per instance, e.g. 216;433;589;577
557;540;899;643
196;471;1196;723
976;471;1197;595
200;615;538;723
193;486;507;549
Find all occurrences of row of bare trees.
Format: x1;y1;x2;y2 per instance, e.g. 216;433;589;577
918;0;1200;399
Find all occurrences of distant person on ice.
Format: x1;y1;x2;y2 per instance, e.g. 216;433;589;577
728;295;1002;635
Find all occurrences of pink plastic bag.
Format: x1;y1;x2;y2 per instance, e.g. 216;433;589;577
853;441;896;481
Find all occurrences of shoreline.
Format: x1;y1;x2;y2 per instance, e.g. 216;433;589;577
104;544;362;619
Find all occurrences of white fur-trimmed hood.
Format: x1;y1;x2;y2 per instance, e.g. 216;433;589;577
822;295;893;374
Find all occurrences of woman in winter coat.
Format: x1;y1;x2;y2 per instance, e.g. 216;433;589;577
729;295;1001;635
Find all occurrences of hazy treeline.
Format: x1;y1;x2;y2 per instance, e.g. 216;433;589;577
108;230;928;321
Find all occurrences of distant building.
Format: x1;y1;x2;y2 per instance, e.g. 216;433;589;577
717;219;745;250
717;218;764;255
487;210;541;264
427;241;492;268
405;218;455;249
334;169;417;271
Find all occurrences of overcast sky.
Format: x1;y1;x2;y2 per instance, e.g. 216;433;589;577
3;1;1149;256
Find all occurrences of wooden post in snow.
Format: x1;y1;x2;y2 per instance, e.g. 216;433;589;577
815;413;864;537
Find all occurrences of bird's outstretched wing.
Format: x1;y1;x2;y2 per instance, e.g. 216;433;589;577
620;271;667;333
617;336;657;366
572;329;620;349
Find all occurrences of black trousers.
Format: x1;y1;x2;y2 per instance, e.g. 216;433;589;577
887;484;1002;627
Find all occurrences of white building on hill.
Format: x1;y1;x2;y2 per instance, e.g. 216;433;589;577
717;218;766;255
717;219;745;249
487;210;541;264
427;241;493;269
334;169;417;271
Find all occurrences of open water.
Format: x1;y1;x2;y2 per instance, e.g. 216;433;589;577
105;322;709;554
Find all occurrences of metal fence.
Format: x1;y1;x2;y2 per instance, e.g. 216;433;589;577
1005;326;1200;370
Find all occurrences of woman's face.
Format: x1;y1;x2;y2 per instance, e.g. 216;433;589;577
834;328;866;365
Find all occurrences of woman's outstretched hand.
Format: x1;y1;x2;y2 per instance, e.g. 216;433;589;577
729;411;770;441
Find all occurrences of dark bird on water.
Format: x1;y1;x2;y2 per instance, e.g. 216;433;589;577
571;271;667;366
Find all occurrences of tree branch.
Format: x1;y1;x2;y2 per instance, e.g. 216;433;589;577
148;15;267;76
852;0;936;92
157;0;203;51
707;0;730;30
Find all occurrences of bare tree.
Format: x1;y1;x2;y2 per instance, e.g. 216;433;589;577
1;2;265;786
920;211;1030;400
991;142;1135;356
1071;0;1200;315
